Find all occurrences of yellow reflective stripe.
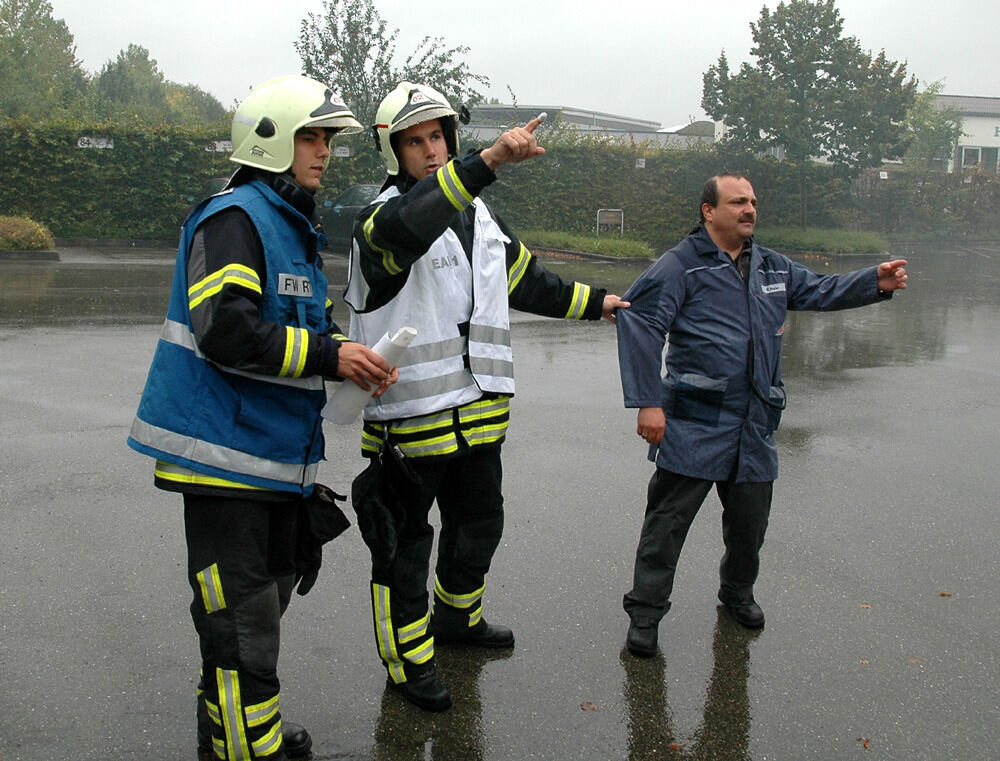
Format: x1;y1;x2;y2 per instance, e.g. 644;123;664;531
330;332;348;342
362;205;402;275
372;583;406;683
437;161;474;210
396;433;459;458
434;577;485;609
508;244;531;294
391;411;454;435
245;694;279;728
402;638;435;665
218;668;252;760
197;563;226;614
463;421;508;446
189;264;261;310
279;327;309;378
468;604;483;627
251;722;282;757
398;613;429;644
457;397;509;423
564;282;591;319
154;461;267;491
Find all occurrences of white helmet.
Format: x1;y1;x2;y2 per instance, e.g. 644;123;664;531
373;82;461;176
230;74;362;173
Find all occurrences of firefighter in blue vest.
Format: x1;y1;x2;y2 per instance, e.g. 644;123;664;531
127;75;395;759
344;82;628;712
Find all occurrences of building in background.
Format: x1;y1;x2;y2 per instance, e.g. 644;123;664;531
464;103;714;147
937;94;1000;172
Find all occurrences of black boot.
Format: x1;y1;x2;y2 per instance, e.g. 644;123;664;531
389;663;452;712
435;617;515;648
431;598;515;648
625;615;659;657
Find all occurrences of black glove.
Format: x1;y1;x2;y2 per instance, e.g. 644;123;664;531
351;444;417;582
294;483;350;596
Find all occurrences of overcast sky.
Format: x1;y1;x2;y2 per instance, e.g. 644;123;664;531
49;0;996;127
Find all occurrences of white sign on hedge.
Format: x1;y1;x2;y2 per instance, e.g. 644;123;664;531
77;136;114;149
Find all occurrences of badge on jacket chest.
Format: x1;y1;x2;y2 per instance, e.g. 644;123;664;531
278;274;313;297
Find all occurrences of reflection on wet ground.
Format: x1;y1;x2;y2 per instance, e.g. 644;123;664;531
2;242;999;760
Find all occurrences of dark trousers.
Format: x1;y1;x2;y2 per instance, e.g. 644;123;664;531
623;468;773;621
384;445;504;626
185;494;300;758
370;445;505;683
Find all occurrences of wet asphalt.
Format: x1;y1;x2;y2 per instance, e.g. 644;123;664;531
0;245;998;760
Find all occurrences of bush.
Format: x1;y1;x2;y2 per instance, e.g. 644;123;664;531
0;215;55;250
520;229;654;258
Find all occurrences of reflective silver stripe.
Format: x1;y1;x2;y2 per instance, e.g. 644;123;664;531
245;695;279;727
397;434;460;458
564;282;590;319
437;162;474;210
218;668;251;760
434;577;485;608
160;319;322;390
402;637;435;665
468;604;483;627
391;410;454;434
399;337;468;367
197;563;226;613
468;323;511;346
457;398;509;422
372;583;406;683
130;417;318;488
251;722;282;757
508;244;531;293
397;613;429;644
469;355;514;378
189;264;261;309
280;326;309;378
382;370;479;404
462;422;508;446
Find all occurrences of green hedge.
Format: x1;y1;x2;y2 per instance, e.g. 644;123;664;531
2;119;998;243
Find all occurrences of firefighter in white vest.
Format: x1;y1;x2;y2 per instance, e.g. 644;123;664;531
344;82;628;712
128;75;395;758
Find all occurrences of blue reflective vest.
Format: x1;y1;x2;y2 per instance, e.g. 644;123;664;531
127;181;330;494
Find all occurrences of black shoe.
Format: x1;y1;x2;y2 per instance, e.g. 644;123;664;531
435;619;515;649
722;600;765;629
198;720;312;757
390;668;453;712
625;616;658;657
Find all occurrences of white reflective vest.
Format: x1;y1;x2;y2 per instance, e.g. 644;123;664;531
345;192;513;421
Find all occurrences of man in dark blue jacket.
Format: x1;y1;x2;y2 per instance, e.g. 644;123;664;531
616;173;908;656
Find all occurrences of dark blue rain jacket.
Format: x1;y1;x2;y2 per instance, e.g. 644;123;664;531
616;226;889;483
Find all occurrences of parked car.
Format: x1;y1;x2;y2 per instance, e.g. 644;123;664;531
319;184;381;255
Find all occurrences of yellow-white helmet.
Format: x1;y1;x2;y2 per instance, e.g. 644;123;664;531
230;75;362;173
373;81;460;176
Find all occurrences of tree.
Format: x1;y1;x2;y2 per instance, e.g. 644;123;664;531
0;0;88;119
92;44;226;126
702;0;916;227
295;0;489;126
902;81;963;173
94;44;167;122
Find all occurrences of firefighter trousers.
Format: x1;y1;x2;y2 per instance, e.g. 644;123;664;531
185;494;300;759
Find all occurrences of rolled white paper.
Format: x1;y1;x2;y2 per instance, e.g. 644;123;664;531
323;326;416;424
